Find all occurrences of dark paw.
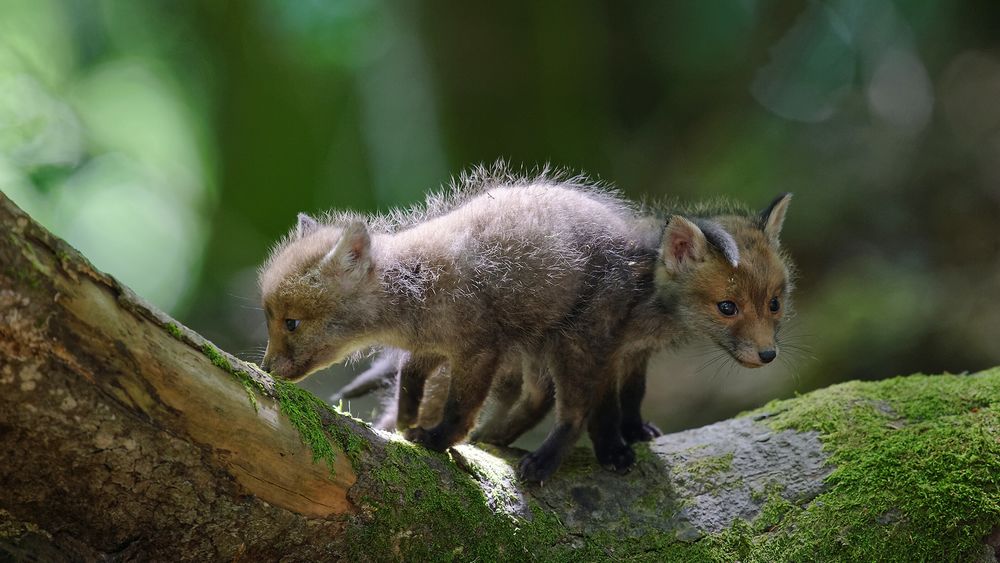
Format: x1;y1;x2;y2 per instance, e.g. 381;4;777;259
596;443;636;474
518;451;558;483
403;426;451;452
622;421;662;444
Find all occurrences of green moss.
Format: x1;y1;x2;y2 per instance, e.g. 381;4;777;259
730;369;1000;561
678;451;739;496
344;437;541;562
197;342;364;477
201;343;232;372
272;379;344;475
165;322;184;340
685;452;733;480
233;370;260;411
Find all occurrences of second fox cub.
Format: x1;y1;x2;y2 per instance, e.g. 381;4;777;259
336;193;795;478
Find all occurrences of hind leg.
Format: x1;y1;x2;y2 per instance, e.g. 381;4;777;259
396;353;446;430
473;369;553;446
405;350;498;451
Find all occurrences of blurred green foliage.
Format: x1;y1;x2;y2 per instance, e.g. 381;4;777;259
2;0;998;433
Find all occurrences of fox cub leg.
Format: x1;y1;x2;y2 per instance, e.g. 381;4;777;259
586;376;636;473
473;370;553;446
404;350;499;451
518;349;599;483
618;353;661;444
396;353;446;430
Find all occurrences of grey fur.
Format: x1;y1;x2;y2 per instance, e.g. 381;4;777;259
259;165;654;480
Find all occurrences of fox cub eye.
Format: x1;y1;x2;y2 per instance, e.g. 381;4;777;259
285;319;301;332
717;301;738;317
769;297;781;313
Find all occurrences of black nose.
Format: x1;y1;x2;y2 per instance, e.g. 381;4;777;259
758;350;777;364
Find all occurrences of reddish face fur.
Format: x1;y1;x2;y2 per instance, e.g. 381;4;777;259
687;221;790;367
659;194;793;369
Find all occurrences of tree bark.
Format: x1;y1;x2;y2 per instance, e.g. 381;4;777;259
1;191;997;562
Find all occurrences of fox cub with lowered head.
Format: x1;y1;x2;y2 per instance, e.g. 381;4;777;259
258;167;655;480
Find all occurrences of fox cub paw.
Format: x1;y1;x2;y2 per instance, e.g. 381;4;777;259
622;421;662;444
596;444;636;474
403;427;451;452
518;452;558;484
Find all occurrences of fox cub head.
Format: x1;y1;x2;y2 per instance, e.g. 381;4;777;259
258;214;379;381
660;194;794;368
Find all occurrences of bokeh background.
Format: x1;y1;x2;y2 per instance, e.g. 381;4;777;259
3;0;999;443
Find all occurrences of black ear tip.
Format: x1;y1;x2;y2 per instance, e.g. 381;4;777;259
768;192;792;206
761;193;792;219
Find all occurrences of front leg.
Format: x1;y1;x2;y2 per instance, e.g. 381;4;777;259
395;353;445;430
588;377;635;473
619;352;661;444
405;350;498;451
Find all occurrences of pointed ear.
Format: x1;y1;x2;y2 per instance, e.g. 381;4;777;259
296;213;320;238
321;222;372;283
661;216;708;273
760;193;792;244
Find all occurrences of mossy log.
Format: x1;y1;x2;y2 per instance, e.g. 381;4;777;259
1;191;998;562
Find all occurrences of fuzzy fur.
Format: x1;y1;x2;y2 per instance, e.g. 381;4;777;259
259;164;656;481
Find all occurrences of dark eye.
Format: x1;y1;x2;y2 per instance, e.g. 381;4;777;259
717;301;738;317
285;319;300;332
769;297;781;313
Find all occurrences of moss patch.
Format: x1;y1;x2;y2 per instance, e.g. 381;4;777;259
165;322;183;340
685;452;733;481
197;341;365;477
722;369;1000;561
271;379;349;475
201;343;232;372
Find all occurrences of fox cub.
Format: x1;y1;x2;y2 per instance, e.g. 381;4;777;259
333;193;795;479
259;167;657;480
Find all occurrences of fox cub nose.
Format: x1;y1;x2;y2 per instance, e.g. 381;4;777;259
758;350;777;364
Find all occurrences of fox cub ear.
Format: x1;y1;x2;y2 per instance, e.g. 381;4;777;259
760;193;792;244
322;221;372;283
296;213;320;238
662;216;707;273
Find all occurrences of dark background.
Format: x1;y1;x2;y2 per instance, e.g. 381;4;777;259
3;0;999;442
